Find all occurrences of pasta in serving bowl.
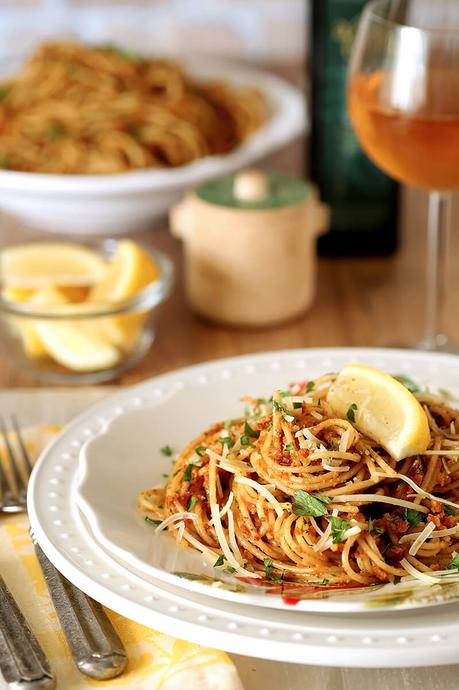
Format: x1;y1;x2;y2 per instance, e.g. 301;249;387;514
0;43;305;235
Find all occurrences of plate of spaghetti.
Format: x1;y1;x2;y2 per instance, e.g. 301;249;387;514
73;349;459;613
0;42;305;235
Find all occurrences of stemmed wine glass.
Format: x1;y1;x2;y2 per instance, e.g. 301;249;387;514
348;0;459;351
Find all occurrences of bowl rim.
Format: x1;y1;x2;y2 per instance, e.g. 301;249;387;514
0;55;306;194
0;240;174;319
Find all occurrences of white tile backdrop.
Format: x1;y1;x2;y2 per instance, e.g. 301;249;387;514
0;0;306;63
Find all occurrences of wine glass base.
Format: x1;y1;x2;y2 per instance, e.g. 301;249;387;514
388;334;459;354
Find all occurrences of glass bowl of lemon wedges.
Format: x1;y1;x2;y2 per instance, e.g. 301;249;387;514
0;238;173;383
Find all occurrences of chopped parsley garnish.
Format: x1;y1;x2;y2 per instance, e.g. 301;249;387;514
368;517;383;535
328;516;350;544
101;43;140;62
404;508;422;527
445;504;457;516
446;554;459;570
162;473;169;479
48;124;64;140
158;503;164;509
187;496;197;511
244;420;260;439
240;435;255;447
213;555;225;568
144;516;161;528
263;557;283;583
346;403;358;423
183;464;193;482
160;445;173;456
221;436;233;448
223;419;232;430
394;374;420;393
224;566;237;574
293;490;330;518
308;577;329;586
257;397;267;405
194;446;206;457
273;399;294;421
284;443;294;452
293;401;302;409
306;381;315;393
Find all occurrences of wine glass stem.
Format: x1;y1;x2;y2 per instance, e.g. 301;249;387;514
421;191;452;350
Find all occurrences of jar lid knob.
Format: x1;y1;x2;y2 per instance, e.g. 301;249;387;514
233;169;270;202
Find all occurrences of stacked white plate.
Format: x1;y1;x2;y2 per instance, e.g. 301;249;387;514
28;348;459;668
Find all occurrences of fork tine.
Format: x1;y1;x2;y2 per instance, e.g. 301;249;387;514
0;417;27;505
0;428;11;501
11;414;34;479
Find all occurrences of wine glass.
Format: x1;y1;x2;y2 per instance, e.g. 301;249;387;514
348;0;459;351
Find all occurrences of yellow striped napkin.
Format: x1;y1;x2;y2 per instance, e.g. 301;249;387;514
0;426;243;690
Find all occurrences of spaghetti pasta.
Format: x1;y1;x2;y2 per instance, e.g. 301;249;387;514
138;374;459;587
0;41;267;174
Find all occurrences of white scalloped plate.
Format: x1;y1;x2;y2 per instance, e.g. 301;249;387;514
74;348;459;613
27;349;459;666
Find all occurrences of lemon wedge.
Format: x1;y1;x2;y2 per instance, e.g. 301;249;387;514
90;240;159;350
2;287;35;302
30;287;121;372
91;240;159;302
326;363;430;461
2;287;47;358
1;243;109;288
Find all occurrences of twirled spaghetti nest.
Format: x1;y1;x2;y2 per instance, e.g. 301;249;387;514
139;375;459;587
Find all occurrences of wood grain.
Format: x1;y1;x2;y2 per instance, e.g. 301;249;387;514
1;186;458;388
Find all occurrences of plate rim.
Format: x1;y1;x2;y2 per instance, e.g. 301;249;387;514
27;347;459;667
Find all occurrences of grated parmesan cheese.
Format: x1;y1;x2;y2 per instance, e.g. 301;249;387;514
408;521;436;556
154;512;198;534
423;449;459;456
400;558;441;584
176;520;185;543
400;524;459;543
235;476;284;517
331;494;430;513
321;459;351;473
313;520;332;552
227;507;244;564
373;471;459;513
339;428;350;453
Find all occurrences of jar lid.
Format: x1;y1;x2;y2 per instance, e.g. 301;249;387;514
195;170;309;210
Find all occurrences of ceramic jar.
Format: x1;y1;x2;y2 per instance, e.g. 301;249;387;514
170;169;329;327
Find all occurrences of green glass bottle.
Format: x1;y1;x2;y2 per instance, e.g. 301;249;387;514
310;0;399;256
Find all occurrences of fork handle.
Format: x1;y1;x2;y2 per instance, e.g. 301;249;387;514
0;574;55;689
32;539;127;680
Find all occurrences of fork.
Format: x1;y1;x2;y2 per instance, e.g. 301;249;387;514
0;416;128;688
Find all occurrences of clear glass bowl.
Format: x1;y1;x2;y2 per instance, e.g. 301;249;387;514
0;239;173;384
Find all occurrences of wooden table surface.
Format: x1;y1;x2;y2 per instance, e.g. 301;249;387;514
1;184;458;389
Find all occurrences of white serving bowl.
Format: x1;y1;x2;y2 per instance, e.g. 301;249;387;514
0;55;306;236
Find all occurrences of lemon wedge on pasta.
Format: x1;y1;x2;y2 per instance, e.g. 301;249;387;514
326;363;430;461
